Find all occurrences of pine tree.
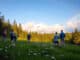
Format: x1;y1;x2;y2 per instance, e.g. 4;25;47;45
13;20;18;34
0;15;4;36
18;23;22;34
7;19;11;37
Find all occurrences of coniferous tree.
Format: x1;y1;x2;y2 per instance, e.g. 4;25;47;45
0;15;4;36
13;20;18;34
7;19;11;37
18;23;22;34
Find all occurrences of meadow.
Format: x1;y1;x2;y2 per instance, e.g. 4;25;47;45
0;39;80;60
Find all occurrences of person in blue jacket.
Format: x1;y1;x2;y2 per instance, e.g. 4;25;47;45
60;30;65;46
54;32;59;46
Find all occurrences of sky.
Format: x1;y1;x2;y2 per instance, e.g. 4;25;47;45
0;0;80;33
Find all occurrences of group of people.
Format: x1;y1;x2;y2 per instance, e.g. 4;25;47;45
2;28;65;47
27;30;66;47
53;30;65;47
2;29;17;46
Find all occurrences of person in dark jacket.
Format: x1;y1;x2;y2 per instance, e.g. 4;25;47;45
10;29;16;46
27;33;31;43
10;30;14;41
2;29;7;42
60;30;65;46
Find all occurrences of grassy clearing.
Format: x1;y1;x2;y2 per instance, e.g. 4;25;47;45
0;40;80;60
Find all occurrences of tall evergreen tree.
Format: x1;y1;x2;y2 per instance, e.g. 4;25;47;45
13;20;18;33
7;19;11;37
0;15;4;36
18;23;22;37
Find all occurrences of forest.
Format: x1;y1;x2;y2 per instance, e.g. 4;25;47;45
0;13;80;44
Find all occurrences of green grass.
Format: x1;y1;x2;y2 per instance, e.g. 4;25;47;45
0;40;80;60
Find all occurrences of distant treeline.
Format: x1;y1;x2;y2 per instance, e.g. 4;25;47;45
0;13;80;44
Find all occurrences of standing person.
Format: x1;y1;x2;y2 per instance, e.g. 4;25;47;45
2;29;7;42
27;33;31;43
53;32;59;46
10;29;16;47
60;30;65;47
13;33;17;42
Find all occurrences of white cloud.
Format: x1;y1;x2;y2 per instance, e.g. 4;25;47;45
66;14;80;32
22;22;65;33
